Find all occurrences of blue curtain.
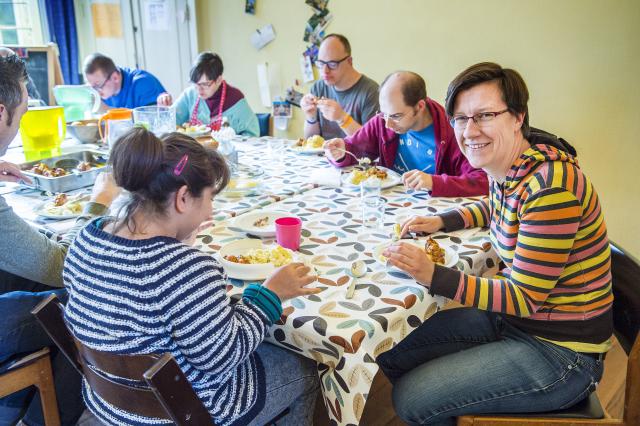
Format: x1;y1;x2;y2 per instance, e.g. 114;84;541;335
45;0;80;84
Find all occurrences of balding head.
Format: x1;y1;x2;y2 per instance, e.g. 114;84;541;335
380;71;427;107
0;47;17;58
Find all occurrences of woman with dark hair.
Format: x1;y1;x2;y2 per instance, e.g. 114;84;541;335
63;128;319;425
157;52;259;136
377;63;612;424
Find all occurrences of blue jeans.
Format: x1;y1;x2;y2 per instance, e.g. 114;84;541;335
377;308;603;426
247;342;319;426
0;270;84;426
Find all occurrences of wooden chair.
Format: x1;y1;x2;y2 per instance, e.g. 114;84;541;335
31;294;214;425
0;347;60;426
458;242;640;426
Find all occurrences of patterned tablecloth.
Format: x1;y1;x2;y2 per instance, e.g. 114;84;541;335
4;137;498;425
197;184;498;426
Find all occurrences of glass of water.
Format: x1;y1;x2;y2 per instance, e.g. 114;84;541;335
268;138;286;165
361;178;384;228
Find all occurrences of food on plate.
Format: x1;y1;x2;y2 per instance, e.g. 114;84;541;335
424;237;445;265
348;166;388;185
294;135;324;149
253;216;269;227
379;237;446;266
177;123;209;134
53;193;68;207
393;223;402;240
227;178;258;190
29;163;68;177
223;245;292;267
41;193;87;217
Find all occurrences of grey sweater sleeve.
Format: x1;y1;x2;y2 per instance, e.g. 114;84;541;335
0;195;107;288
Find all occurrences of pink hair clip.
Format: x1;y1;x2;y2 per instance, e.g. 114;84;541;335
174;154;189;176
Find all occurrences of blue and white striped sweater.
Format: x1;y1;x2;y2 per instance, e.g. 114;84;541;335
63;219;269;425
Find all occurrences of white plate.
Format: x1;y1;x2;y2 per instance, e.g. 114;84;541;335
232;210;295;238
183;129;210;137
341;167;402;189
34;195;89;219
290;145;324;155
373;240;459;269
221;178;262;197
218;239;295;281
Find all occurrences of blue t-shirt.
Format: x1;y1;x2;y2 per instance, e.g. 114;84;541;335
103;67;166;109
392;124;436;174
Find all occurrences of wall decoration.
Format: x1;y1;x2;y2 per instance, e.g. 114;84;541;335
245;0;256;14
251;24;276;50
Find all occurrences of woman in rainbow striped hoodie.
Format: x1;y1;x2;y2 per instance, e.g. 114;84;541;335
377;62;613;425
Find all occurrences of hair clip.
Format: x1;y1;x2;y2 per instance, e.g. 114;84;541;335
174;154;189;176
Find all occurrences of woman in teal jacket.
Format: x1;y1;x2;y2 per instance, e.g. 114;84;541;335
158;52;259;137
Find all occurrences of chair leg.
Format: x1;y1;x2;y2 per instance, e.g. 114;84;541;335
34;355;61;426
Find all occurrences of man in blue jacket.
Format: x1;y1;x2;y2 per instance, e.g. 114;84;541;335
83;53;166;109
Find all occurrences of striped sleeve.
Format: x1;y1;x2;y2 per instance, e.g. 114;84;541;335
432;187;581;317
163;255;270;376
440;197;491;232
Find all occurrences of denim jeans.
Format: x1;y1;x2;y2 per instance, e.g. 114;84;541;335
247;342;320;426
0;270;84;426
377;308;603;426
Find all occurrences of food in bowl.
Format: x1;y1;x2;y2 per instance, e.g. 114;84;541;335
348;166;388;185
223;245;292;267
294;135;324;149
177;123;209;134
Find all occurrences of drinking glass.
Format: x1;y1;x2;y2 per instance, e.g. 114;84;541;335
361;178;385;228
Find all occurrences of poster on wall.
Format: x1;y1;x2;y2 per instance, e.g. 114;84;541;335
143;0;170;31
91;3;123;38
303;9;332;44
251;24;276;50
305;0;328;13
245;0;256;14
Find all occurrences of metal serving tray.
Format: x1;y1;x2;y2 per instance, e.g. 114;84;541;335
19;150;109;193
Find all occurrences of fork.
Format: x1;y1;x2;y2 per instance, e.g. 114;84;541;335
326;146;372;169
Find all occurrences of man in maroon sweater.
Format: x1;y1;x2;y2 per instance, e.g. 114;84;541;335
325;71;488;197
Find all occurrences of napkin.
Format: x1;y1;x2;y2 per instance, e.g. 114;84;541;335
308;167;342;187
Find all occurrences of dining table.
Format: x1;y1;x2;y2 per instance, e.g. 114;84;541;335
3;136;499;425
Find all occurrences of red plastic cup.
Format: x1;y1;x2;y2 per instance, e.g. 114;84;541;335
275;217;302;251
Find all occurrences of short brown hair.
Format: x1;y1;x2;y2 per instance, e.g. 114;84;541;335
445;62;530;138
0;54;28;126
83;53;117;76
110;128;229;233
322;33;351;56
380;71;427;107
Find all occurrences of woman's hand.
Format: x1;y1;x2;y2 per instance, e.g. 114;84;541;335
0;160;31;184
264;262;320;300
400;215;444;237
383;242;435;286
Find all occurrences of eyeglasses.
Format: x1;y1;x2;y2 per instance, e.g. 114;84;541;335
314;55;350;70
91;71;113;91
450;109;510;129
377;108;415;124
194;80;216;89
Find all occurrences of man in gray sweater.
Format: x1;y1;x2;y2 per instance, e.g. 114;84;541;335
0;55;119;425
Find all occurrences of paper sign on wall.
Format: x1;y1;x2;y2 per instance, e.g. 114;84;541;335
91;3;123;38
143;0;170;31
251;24;276;50
257;62;281;108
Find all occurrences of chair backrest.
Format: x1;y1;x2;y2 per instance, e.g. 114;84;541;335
610;242;640;425
256;112;272;137
32;294;213;425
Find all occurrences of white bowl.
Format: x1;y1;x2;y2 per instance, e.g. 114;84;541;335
373;240;459;269
218;239;292;281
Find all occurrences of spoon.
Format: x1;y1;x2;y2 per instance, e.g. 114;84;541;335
345;260;367;299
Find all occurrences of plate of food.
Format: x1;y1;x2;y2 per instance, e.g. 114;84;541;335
373;237;459;269
221;177;262;197
176;123;210;137
341;166;402;189
218;239;295;280
290;135;325;154
34;193;90;219
232;210;295;238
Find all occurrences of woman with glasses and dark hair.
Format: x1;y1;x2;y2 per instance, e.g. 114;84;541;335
157;52;259;137
377;62;612;425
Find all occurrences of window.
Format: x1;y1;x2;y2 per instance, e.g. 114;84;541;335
0;0;44;45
